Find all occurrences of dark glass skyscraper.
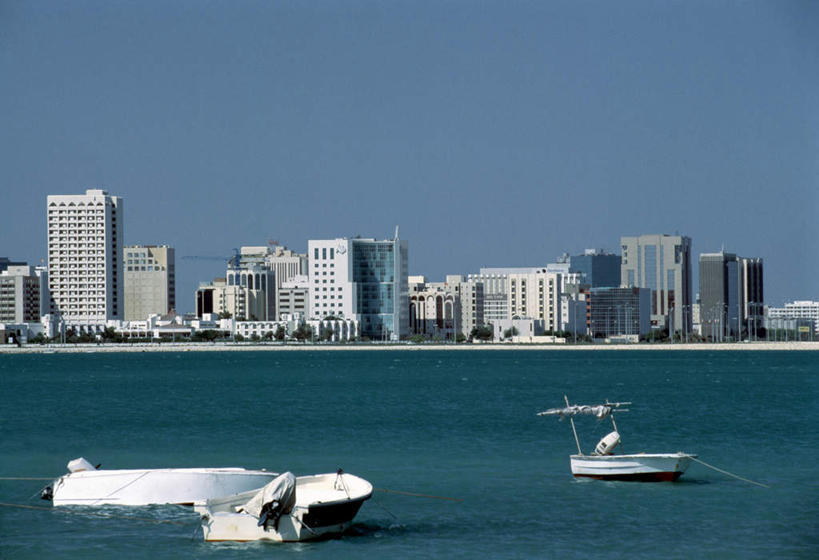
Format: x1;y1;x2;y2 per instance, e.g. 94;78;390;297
699;252;764;341
569;250;621;288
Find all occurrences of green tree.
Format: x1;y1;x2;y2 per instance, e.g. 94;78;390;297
274;325;286;341
293;324;313;342
192;329;220;342
28;333;48;345
503;326;519;339
101;326;123;343
320;324;334;342
470;325;494;342
218;311;232;319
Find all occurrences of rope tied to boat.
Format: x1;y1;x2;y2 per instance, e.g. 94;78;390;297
684;455;770;488
0;477;55;480
374;488;463;502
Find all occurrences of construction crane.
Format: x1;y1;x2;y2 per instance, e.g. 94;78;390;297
182;248;240;268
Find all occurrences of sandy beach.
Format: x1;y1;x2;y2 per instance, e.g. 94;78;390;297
2;341;818;354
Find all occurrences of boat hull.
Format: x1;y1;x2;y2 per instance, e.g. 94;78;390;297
51;468;278;506
201;472;372;542
570;453;695;482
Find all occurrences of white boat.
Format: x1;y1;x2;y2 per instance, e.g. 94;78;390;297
199;470;373;542
43;457;279;506
538;397;696;482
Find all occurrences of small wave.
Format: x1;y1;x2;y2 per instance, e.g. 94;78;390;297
346;520;410;538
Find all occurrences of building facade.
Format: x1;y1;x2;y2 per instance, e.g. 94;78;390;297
124;245;175;320
47;189;123;326
468;267;544;325
0;265;41;323
409;275;484;339
621;234;692;333
508;269;563;332
308;236;409;340
588;287;651;339
569;249;621;288
276;275;309;319
768;301;819;335
265;245;308;288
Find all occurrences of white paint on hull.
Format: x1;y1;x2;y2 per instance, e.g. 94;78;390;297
570;453;695;478
51;468;278;506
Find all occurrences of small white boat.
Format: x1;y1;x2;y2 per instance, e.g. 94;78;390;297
538;397;696;482
199;470;372;542
44;457;279;506
569;452;694;481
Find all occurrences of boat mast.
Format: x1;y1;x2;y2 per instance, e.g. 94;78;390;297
607;399;620;433
565;395;582;455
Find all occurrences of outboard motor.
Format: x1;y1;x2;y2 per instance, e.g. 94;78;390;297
67;457;96;473
240;472;297;531
41;486;53;501
594;431;621;455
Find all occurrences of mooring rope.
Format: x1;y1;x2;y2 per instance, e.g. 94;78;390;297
686;456;770;488
374;488;463;502
370;497;399;520
0;502;193;525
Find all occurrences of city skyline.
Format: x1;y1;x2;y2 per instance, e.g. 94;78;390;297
2;2;817;312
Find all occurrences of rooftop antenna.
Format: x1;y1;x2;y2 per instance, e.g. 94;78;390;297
394;225;399;241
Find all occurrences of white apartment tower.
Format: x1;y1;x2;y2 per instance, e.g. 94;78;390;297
47;189;123;324
508;269;564;332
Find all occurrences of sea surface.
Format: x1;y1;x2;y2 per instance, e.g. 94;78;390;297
1;350;817;559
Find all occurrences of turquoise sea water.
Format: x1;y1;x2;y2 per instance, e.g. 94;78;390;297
1;350;817;559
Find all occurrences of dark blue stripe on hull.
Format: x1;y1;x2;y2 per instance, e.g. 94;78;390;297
302;498;367;528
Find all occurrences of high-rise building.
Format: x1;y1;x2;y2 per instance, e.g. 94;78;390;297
569;249;621;288
308;235;408;340
699;252;764;341
123;245;175;320
0;265;41;323
621;234;692;334
467;267;542;324
508;269;564;332
47;189;123;325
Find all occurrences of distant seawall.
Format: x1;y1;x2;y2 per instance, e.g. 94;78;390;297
2;341;818;354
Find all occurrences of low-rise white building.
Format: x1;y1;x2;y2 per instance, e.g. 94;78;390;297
768;301;819;335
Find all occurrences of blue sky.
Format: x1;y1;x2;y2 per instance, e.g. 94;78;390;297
2;1;817;313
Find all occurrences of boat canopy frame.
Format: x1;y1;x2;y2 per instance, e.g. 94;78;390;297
538;396;631;455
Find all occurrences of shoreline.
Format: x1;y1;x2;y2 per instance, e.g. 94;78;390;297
2;341;818;354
